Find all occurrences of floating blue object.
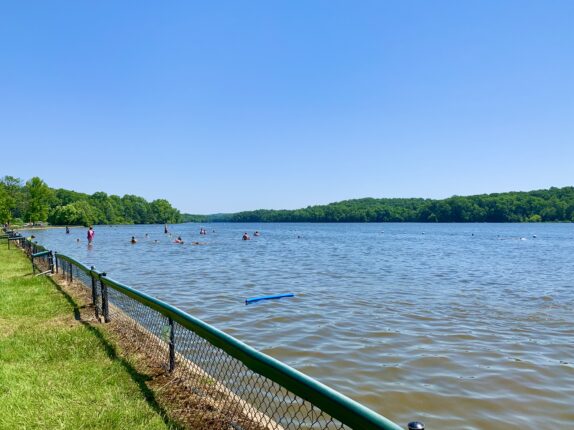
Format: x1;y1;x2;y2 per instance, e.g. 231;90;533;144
245;293;294;305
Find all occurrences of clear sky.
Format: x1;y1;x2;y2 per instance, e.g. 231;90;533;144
1;1;573;214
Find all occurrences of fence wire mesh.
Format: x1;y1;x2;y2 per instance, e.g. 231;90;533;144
172;321;350;430
101;284;350;430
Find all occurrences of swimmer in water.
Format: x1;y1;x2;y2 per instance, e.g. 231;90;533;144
254;231;260;237
242;232;250;240
175;236;184;244
131;236;137;244
87;226;95;244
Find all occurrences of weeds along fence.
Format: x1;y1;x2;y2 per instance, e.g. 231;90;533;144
6;232;408;430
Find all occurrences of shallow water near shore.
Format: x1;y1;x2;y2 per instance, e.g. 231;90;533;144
26;223;574;429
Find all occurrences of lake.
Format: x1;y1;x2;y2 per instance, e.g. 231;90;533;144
25;223;574;429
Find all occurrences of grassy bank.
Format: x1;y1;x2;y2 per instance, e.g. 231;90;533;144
0;242;179;429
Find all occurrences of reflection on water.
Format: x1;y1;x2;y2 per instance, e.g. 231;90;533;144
28;223;574;429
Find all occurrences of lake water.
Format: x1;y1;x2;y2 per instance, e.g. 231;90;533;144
26;223;574;429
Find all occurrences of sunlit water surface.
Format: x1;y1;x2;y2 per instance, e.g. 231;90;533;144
27;223;574;429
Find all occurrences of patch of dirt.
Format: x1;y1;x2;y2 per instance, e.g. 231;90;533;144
52;270;276;430
0;318;16;338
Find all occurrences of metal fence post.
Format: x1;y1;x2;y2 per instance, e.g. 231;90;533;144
69;262;73;283
54;252;59;274
100;273;110;323
168;317;175;372
90;267;100;320
49;251;54;274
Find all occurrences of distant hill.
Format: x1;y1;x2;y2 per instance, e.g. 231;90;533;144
180;213;212;223
184;187;574;223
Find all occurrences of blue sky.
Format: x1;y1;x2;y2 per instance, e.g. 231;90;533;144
1;1;572;214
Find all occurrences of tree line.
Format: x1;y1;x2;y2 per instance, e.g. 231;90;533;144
193;187;574;223
0;176;181;226
3;176;572;226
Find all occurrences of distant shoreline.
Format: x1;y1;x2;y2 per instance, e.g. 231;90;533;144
185;186;574;223
13;220;573;231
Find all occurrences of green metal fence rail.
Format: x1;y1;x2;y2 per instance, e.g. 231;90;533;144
10;233;418;430
4;232;54;275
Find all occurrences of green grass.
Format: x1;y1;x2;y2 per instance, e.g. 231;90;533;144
0;242;179;429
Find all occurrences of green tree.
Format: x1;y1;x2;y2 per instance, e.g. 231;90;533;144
0;176;24;220
527;214;542;222
50;201;99;226
121;195;150;224
149;199;180;224
25;177;53;223
0;185;12;223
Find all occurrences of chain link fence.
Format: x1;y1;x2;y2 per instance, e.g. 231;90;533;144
4;231;53;275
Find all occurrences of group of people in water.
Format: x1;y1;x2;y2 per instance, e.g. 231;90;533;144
64;225;95;243
242;231;260;240
70;225;262;246
66;225;95;245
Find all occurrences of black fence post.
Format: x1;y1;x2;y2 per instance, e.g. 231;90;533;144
49;251;54;274
90;267;100;320
54;252;59;274
69;262;73;283
100;273;110;323
168;317;175;372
